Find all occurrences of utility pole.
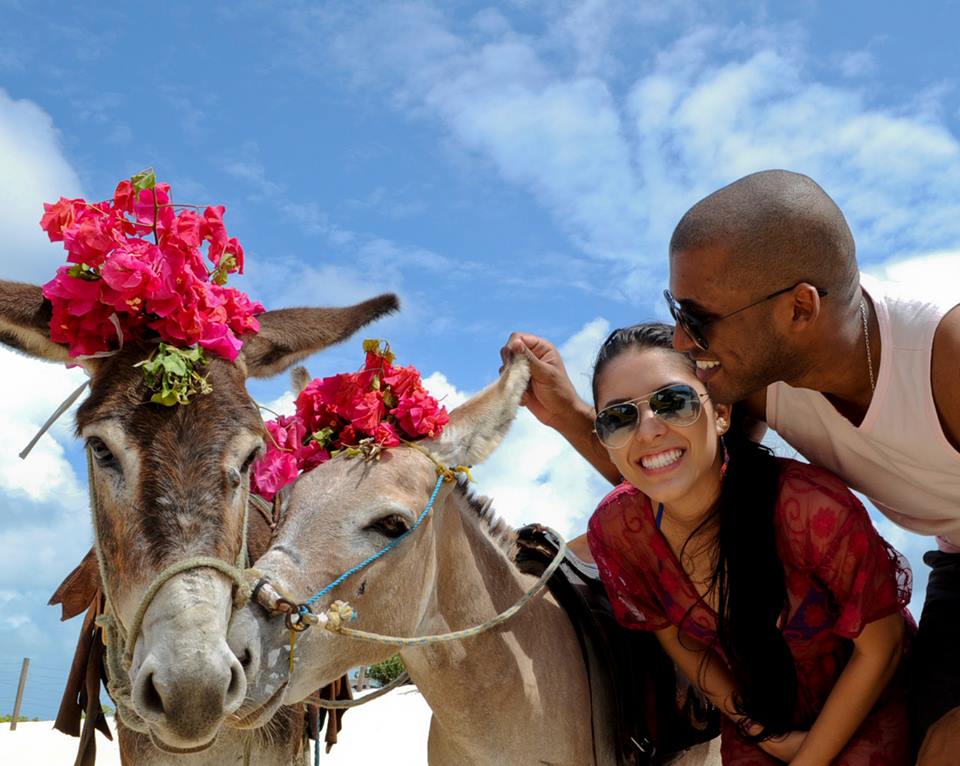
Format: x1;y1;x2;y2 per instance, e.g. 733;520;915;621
10;657;29;731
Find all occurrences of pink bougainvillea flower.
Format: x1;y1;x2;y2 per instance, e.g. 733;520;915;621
40;197;81;242
133;184;174;236
338;424;359;447
218;285;263;336
199;320;243;361
62;208;117;267
373;421;401;448
253;341;449;498
392;388;449;439
201;205;228;263
172;209;202;249
266;415;305;452
382;364;421;398
112;180;135;214
346;389;386;434
251;449;300;502
42;266;105;315
99;244;158;299
225;237;244;274
298;439;331;472
40;172;262;364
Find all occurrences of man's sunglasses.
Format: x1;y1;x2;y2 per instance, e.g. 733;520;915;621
594;383;709;450
663;283;829;351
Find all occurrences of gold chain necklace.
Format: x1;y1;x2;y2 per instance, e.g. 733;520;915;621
859;298;876;392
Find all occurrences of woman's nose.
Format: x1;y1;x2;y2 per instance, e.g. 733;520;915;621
633;408;668;442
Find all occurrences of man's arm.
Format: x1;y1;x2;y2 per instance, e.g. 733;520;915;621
931;304;960;451
502;332;621;484
919;302;960;766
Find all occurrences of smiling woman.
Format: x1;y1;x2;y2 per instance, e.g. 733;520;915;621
586;322;913;766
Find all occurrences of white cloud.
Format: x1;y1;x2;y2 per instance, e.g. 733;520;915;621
297;5;960;285
0;346;87;505
865;250;960;306
0;88;84;284
837;50;876;78
421;371;469;410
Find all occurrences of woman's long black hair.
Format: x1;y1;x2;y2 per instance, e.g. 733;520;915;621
593;322;798;739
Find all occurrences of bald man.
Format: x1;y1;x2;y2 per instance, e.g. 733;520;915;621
504;170;960;765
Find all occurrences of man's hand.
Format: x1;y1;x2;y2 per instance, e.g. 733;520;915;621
500;332;587;430
918;706;960;766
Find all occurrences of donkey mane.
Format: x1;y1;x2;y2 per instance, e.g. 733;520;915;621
454;480;517;557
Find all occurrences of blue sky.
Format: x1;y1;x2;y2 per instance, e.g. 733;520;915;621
1;1;959;719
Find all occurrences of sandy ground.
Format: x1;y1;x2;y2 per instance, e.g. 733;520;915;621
0;687;432;764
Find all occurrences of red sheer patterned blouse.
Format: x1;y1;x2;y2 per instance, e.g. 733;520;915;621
587;458;912;730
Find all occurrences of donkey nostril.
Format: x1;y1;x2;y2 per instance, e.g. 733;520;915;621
238;648;252;669
141;671;165;717
226;660;246;708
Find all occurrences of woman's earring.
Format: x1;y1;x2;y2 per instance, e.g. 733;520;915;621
720;436;730;479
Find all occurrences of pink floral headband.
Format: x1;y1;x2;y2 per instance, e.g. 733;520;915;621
39;169;263;404
252;340;449;500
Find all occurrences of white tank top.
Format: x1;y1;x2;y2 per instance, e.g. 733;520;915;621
766;274;960;552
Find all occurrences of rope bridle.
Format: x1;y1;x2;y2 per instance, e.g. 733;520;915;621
264;445;568;712
84;435;567;726
85;445;260;729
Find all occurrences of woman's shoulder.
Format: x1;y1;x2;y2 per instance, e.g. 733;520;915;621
587;483;651;535
775;457;859;508
773;458;872;565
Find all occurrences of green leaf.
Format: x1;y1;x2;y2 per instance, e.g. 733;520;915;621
138;343;211;406
309;427;335;448
150;389;180;407
131;168;157;192
161;354;188;376
67;263;101;281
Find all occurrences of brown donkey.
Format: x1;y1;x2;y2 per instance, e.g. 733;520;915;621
0;278;397;757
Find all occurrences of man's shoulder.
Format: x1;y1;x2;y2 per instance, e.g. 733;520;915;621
931;305;960;451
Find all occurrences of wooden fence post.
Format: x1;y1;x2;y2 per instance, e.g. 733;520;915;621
10;657;29;731
356;665;366;691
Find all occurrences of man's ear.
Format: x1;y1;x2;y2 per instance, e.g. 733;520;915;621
0;280;74;364
789;283;825;329
241;294;399;379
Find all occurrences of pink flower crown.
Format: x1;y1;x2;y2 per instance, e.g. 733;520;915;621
40;169;263;362
252;340;450;501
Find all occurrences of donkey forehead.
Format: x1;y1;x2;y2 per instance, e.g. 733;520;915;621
292;448;441;514
76;350;263;445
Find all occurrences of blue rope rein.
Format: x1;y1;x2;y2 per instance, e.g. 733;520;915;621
299;474;446;615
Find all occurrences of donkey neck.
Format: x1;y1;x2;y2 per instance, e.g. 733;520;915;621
400;489;592;764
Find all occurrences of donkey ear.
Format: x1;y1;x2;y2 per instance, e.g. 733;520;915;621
241;294;399;379
428;354;530;467
0;280;73;364
291;366;312;395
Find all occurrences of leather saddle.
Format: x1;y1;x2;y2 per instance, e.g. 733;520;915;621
48;493;350;766
515;524;719;766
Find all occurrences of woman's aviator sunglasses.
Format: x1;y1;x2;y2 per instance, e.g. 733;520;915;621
594;383;709;450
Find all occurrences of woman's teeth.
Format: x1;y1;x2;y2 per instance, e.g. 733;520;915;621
695;360;720;370
640;449;683;470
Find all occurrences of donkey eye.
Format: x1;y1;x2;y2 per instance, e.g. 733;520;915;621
366;514;410;540
87;437;117;469
240;446;263;474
